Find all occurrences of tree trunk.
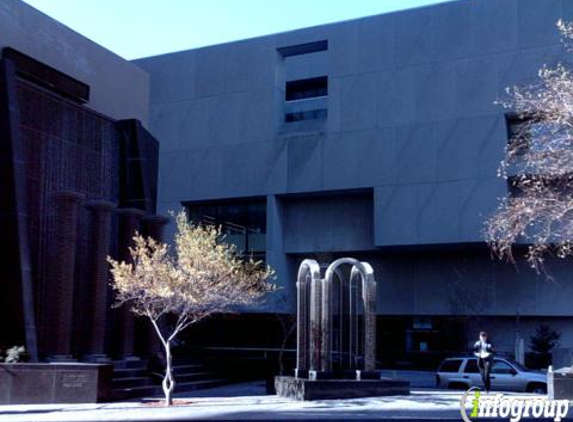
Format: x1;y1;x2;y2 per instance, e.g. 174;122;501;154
162;340;175;406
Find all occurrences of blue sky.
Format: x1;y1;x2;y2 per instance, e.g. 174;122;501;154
21;0;453;60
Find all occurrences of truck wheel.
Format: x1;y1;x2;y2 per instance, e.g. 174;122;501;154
448;382;469;390
527;383;547;394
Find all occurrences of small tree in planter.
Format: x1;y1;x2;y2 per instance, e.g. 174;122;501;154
108;211;275;405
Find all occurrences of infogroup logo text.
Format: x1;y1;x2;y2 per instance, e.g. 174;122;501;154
460;387;569;422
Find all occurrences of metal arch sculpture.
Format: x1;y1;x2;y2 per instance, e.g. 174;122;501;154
278;258;409;399
295;259;321;378
295;257;378;380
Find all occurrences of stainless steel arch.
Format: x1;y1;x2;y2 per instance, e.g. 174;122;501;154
295;257;377;378
295;259;321;376
351;262;376;372
322;258;377;373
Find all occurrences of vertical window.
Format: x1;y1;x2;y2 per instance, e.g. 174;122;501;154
278;40;328;125
283;76;328;123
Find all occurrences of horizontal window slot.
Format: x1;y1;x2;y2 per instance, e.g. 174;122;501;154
277;40;328;57
285;109;327;123
285;76;328;101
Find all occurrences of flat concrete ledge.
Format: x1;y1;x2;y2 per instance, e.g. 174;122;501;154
0;363;113;404
275;375;410;401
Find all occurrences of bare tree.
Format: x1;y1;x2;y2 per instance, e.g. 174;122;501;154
108;211;275;405
485;20;573;274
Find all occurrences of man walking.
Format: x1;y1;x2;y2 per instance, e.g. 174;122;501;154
473;331;495;392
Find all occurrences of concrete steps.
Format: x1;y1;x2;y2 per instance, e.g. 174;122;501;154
112;376;155;389
110;357;229;400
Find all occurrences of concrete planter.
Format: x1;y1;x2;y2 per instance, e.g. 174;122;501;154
548;368;573;400
0;363;113;404
275;376;410;401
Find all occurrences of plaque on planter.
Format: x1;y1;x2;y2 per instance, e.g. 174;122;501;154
0;363;112;404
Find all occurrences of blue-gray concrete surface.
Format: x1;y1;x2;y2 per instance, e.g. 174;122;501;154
133;0;573;349
0;0;149;124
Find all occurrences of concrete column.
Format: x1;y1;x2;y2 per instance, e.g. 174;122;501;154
116;207;145;359
83;200;115;362
142;215;169;243
139;215;169;357
47;191;85;361
266;195;300;375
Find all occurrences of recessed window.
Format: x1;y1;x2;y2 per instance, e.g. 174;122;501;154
506;114;565;156
506;115;534;156
285;109;327;123
277;40;328;58
185;199;266;261
278;43;329;128
285;76;328;101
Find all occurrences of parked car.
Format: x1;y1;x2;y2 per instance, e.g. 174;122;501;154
436;356;547;394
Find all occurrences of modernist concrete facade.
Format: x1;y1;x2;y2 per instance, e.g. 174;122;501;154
4;0;573;367
0;0;149;124
0;0;161;362
134;0;573;360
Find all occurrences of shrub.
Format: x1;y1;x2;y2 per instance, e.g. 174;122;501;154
1;346;27;363
530;325;561;354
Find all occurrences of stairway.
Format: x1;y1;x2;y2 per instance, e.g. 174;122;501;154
111;357;228;400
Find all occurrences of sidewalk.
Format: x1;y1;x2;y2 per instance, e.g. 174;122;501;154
0;381;560;421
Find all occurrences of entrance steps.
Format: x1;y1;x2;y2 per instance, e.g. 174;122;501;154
110;357;228;400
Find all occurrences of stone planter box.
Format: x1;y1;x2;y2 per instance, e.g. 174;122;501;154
275;376;410;401
0;363;113;404
548;368;573;400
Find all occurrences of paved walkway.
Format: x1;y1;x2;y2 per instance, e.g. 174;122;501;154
0;382;561;421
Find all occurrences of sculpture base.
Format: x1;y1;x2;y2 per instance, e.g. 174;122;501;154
275;376;410;401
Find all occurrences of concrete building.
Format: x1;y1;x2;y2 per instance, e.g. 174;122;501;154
0;0;162;363
4;0;573;370
134;0;573;364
